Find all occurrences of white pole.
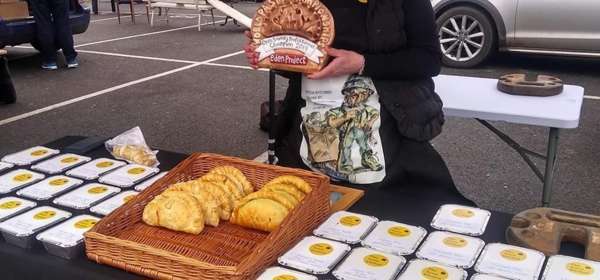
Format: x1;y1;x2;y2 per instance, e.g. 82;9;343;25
206;0;252;28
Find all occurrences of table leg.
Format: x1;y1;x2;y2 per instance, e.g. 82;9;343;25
268;70;276;164
542;127;560;207
92;0;98;14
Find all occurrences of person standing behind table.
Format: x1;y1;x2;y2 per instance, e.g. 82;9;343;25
245;0;475;206
0;49;16;104
29;0;79;70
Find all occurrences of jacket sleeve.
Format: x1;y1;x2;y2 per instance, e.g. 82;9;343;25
362;0;442;80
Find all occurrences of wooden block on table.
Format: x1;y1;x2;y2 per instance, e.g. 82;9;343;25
329;184;364;213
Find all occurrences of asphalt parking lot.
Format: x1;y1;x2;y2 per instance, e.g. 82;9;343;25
1;1;599;216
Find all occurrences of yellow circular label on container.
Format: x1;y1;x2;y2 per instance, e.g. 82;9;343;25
500;249;527;261
74;219;97;229
363;253;389;267
309;243;333;256
339;215;362;227
272;275;298;280
0;201;22;209
13;173;32;182
88;186;108;194
34;210;56;220
49;178;69;186
421;267;449;280
566;261;594;275
443;236;468;248
388;226;411;237
96;161;114;168
123;195;136;203
452;208;475;218
30;149;48;156
60;157;79;164
127;167;146;175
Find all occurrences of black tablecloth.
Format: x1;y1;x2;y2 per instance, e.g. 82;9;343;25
0;137;584;280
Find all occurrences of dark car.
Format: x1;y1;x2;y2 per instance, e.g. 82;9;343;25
0;0;91;49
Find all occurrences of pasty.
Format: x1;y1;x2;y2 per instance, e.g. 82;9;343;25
196;180;234;220
113;145;157;167
209;166;254;195
231;198;289;232
236;190;298;211
142;191;205;234
265;175;312;194
200;173;244;199
261;183;305;201
165;182;220;227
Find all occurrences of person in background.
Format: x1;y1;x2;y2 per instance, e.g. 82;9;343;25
29;0;79;70
0;49;16;104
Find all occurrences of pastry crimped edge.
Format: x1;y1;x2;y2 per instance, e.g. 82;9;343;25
209;166;254;195
251;0;335;73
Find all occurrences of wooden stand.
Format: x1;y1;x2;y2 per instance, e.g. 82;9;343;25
329;184;364;212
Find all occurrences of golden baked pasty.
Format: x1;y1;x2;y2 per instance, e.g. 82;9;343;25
236;190;298;211
251;0;335;73
200;173;244;200
265;175;312;194
231;198;289;232
165;182;220;227
267;189;300;206
209;166;253;195
142;191;205;234
112;144;157;167
196;180;234;220
261;183;305;201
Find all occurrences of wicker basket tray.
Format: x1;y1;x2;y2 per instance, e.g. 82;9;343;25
85;153;331;280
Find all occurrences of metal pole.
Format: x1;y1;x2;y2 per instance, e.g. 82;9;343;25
0;51;17;105
92;0;99;15
542;127;560;207
268;70;276;164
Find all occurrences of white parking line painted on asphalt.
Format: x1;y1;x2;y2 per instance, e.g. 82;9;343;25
90;16;123;23
584;95;600;100
204;62;267;71
89;14;147;23
90;14;226;23
0;50;243;127
9;46;254;67
253;150;268;163
76;49;199;64
75;19;225;48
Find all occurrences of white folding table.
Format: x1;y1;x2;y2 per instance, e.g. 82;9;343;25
434;74;585;206
265;73;584;207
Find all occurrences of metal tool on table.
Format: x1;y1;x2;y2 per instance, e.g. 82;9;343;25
507;208;600;261
498;73;564;97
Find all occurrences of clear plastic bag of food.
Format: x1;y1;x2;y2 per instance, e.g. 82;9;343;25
105;127;159;167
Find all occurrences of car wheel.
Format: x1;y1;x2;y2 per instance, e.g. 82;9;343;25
436;6;496;68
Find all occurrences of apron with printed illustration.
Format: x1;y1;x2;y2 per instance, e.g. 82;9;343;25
300;74;386;184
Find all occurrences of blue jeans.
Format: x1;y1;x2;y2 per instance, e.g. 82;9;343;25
29;0;77;62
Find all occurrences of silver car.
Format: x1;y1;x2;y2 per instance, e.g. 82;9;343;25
431;0;600;68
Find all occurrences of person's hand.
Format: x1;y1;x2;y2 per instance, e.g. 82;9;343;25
308;47;365;80
346;109;359;119
243;30;258;69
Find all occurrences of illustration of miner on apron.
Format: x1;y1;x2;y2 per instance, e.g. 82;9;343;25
327;75;382;174
301;74;385;183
